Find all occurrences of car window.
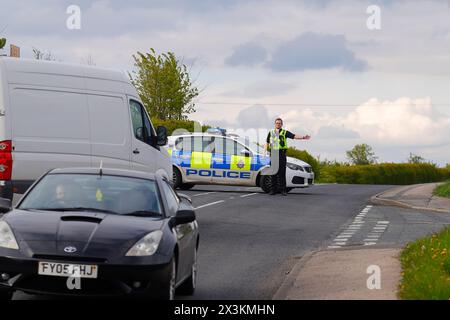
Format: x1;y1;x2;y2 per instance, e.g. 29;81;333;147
177;136;193;153
142;108;156;144
18;174;163;216
236;141;252;157
203;136;215;153
175;137;184;151
130;100;144;141
214;137;225;154
192;136;214;153
161;180;179;216
130;100;156;146
225;138;238;156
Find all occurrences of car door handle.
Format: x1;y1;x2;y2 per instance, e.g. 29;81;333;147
133;148;140;154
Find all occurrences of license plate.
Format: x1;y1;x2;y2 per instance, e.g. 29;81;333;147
38;262;98;279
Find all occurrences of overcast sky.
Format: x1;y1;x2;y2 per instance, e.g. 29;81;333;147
1;0;450;165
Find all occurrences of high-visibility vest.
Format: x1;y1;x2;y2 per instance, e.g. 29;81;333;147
269;129;288;150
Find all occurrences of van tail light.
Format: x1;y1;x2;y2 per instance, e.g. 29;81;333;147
0;140;13;180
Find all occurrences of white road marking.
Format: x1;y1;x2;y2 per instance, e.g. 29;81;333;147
192;192;217;197
330;205;373;248
194;200;225;210
240;193;259;198
340;233;355;236
362;220;390;245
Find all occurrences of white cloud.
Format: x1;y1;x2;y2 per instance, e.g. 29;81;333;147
342;97;450;146
279;97;450;147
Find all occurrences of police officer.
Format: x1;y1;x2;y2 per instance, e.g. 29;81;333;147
265;118;310;196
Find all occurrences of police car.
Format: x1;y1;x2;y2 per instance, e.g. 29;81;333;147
165;132;314;193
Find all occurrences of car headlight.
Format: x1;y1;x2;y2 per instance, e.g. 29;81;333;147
126;230;163;257
0;221;19;250
287;163;304;171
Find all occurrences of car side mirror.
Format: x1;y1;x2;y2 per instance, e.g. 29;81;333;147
156;126;168;146
0;198;12;214
240;149;251;157
177;193;192;204
172;201;196;226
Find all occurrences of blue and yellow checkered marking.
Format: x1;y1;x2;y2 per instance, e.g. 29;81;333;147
169;150;270;172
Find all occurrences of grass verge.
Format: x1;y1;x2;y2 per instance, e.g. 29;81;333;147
399;227;450;300
434;180;450;198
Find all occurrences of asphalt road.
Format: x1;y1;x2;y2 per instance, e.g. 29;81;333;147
14;183;450;300
179;184;391;300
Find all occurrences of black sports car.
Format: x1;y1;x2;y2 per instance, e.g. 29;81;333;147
0;167;199;300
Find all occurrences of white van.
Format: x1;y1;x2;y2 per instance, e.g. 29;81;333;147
0;57;171;201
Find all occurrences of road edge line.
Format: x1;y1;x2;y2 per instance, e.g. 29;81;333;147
272;251;317;300
370;193;450;214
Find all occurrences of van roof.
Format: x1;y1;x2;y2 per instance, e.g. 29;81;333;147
0;57;130;85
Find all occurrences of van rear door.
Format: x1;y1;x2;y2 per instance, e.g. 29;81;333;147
9;88;91;181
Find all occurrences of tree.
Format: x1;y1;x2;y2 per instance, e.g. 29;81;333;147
346;143;378;165
32;47;57;61
408;153;426;164
0;38;6;50
129;49;199;120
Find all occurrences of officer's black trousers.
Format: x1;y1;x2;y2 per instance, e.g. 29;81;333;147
271;149;287;192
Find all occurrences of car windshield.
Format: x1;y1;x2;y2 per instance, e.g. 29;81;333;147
18;174;163;216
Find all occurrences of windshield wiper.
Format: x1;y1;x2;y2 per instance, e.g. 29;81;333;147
121;210;161;217
29;207;117;214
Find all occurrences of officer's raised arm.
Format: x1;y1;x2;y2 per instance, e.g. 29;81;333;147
293;134;311;140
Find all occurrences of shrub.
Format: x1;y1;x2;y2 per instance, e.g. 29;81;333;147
319;163;450;185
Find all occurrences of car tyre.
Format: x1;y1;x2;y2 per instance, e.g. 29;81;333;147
177;248;197;295
173;167;182;189
260;175;273;193
159;258;177;300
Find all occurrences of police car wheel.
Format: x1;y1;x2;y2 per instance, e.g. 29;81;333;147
260;175;273;193
173;167;182;189
180;183;195;190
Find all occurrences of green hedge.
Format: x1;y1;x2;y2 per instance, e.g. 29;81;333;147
319;163;450;185
151;118;210;135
